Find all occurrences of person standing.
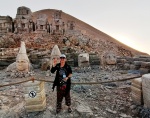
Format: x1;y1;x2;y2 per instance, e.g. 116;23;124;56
51;54;72;113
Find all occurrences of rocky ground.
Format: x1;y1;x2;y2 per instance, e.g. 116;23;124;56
0;66;149;118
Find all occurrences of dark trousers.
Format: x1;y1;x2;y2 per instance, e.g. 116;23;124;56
56;87;71;110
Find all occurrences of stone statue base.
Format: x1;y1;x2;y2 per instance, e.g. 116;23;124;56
24;80;46;112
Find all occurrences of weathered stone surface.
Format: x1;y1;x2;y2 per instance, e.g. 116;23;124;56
41;58;50;71
139;68;149;74
6;62;17;72
76;103;93;117
78;53;89;67
141;62;150;68
0;16;12;37
131;78;143;105
142;74;150;108
89;53;100;65
124;63;130;70
134;61;142;66
24;81;46;112
103;52;117;65
132;78;142;89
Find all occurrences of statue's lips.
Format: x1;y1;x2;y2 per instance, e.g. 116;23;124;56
17;66;25;71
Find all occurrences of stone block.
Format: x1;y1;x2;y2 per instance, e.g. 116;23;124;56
131;92;143;105
131;86;142;95
139;68;149;74
25;98;46;112
24;89;46;105
131;78;142;88
134;61;142;66
24;81;46;112
142;74;150;108
131;78;143;105
141;62;150;68
123;63;130;70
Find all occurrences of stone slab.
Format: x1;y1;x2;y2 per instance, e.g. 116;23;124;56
131;86;142;95
24;82;44;93
24;88;46;101
25;98;46;112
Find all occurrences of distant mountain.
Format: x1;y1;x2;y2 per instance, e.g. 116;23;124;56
32;9;147;56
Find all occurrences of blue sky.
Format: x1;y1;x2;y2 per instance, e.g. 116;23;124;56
1;0;150;54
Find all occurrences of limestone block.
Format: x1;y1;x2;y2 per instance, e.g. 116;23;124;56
123;63;130;70
130;64;136;70
117;58;127;63
25;89;46;106
131;78;143;105
131;78;142;89
24;81;46;112
25;98;46;112
134;61;142;66
89;53;100;65
131;92;143;105
141;62;150;68
142;74;150;108
132;83;141;89
142;74;150;89
139;68;149;74
76;103;93;117
131;86;142;95
24;81;44;91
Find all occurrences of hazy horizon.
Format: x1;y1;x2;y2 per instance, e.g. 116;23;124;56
0;0;150;55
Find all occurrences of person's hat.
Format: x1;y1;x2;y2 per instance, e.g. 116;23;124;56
60;54;66;58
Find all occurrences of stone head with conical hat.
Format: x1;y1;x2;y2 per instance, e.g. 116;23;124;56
16;41;30;72
50;45;61;65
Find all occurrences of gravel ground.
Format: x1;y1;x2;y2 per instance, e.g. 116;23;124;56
0;67;149;118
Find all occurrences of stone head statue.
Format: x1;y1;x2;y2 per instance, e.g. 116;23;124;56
16;41;30;72
50;45;61;67
105;52;117;65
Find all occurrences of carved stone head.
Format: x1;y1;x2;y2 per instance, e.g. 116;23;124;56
105;52;117;65
50;45;61;65
16;41;30;72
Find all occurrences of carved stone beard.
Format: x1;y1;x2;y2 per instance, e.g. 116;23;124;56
16;59;29;72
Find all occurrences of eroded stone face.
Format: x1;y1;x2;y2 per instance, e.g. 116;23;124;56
16;41;30;72
16;59;29;72
105;53;117;65
78;53;89;67
106;54;117;65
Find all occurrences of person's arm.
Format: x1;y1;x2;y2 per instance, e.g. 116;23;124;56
63;65;72;81
51;66;57;73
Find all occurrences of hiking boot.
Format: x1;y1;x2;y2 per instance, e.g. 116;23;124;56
68;108;72;113
56;109;61;114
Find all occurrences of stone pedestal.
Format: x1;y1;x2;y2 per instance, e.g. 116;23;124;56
24;80;46;112
142;74;150;108
131;78;143;105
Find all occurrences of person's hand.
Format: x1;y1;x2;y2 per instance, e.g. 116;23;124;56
52;58;57;67
63;77;68;82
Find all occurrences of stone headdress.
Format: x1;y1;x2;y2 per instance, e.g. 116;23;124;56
16;41;29;62
51;45;61;58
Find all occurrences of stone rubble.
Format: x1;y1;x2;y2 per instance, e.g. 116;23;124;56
0;6;149;118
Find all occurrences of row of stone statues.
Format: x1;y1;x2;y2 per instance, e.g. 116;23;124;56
0;6;76;36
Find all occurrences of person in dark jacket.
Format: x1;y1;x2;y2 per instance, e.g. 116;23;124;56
51;54;72;113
